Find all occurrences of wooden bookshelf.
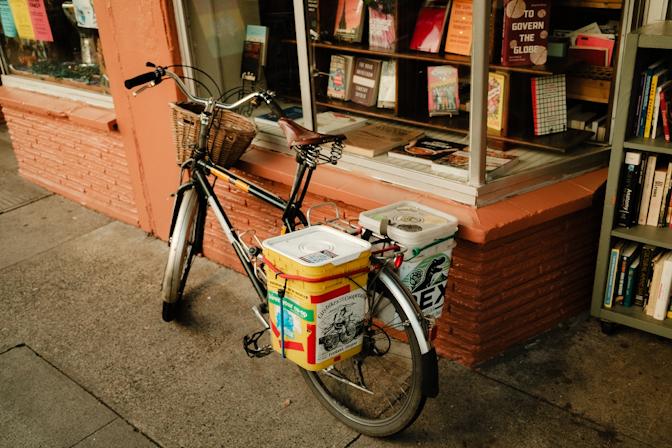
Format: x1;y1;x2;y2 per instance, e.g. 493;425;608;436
315;96;593;152
284;39;579;76
591;24;672;339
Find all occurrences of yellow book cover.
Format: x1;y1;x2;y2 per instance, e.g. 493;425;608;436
645;69;668;138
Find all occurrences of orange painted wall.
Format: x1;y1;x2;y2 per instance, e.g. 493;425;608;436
94;0;182;239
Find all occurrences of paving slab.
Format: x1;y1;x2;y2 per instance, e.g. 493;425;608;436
351;360;649;448
73;418;158;447
0;171;50;213
0;194;110;269
477;317;672;448
0;221;357;448
0;346;116;448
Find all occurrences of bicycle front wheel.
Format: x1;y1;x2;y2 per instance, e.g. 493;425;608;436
300;268;427;437
161;187;200;321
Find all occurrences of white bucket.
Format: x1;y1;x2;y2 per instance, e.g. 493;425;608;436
359;201;458;318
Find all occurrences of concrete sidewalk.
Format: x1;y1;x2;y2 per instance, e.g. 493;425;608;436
1;133;670;448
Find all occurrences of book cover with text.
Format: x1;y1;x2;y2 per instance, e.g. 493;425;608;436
501;0;550;66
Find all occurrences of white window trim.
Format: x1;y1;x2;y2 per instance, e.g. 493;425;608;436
1;74;113;109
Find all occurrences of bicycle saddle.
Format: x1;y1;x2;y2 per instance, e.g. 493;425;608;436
277;117;345;146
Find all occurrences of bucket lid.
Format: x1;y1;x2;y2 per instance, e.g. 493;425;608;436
358;201;458;246
262;225;371;267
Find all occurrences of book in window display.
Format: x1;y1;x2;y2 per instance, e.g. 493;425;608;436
351;58;382;107
334;0;366;43
427;65;459;117
410;0;452;53
431;148;519;178
328;54;355;101
241;40;262;82
530;74;567;136
377;60;396;109
487;72;509;136
368;1;396;50
343;123;424;157
444;0;472;56
388;137;465;164
501;0;550;66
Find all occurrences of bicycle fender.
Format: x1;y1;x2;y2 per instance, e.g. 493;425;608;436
378;269;432;355
378;269;439;398
169;182;196;238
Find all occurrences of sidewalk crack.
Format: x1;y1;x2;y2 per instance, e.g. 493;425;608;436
67;418;117;448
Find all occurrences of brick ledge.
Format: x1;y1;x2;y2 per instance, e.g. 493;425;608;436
239;147;607;245
0;86;117;132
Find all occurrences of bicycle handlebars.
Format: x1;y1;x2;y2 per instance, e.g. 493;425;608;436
123;63;284;118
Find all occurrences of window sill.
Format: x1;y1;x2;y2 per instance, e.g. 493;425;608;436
238;146;607;244
0;86;117;132
1;75;113;109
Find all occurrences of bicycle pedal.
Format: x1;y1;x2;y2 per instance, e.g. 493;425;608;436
243;329;273;358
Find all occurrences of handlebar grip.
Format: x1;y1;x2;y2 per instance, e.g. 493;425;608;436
124;71;160;89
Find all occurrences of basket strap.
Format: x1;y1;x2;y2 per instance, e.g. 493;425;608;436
263;256;370;282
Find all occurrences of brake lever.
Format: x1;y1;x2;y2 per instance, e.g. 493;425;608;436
132;82;154;97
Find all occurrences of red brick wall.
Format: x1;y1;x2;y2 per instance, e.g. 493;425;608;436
202;168;364;269
199;168;601;366
3;106;140;226
440;205;601;365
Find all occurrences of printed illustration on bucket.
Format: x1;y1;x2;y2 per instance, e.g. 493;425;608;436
359;201;458;319
262;226;371;371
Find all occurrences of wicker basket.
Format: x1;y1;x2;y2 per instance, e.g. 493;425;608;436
169;102;257;167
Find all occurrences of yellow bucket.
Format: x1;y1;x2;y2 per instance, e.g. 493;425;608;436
262;226;371;371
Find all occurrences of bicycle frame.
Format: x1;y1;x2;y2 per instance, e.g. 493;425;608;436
172;150;317;304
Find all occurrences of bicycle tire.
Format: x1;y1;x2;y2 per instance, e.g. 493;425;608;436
300;268;427;437
161;188;200;322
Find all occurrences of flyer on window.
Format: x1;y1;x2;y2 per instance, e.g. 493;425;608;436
27;0;53;41
73;0;97;29
0;0;17;38
8;0;34;40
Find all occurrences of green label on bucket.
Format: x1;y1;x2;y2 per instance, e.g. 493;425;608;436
269;291;315;322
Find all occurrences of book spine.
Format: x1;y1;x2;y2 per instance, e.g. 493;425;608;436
635;246;654;307
639;73;653;136
646;169;666;227
638;154;656;225
661;163;672;226
604;247;620;308
634;72;646;136
616;152;642;228
617;252;629;297
653;259;672;320
531;78;539;135
652;86;662;138
623;260;639;307
644;75;660;138
661;90;671;143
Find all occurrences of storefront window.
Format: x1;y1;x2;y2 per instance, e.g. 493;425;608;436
0;0;108;93
181;0;299;102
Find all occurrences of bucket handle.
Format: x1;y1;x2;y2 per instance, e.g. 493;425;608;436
407;235;455;261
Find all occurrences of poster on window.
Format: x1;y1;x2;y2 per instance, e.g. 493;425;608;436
73;0;97;29
27;0;52;41
8;0;34;40
0;0;17;37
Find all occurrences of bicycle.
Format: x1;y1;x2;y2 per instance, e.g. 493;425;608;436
124;63;439;437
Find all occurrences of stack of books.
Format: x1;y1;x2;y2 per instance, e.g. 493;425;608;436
616;151;672;229
633;58;672;142
604;240;672;321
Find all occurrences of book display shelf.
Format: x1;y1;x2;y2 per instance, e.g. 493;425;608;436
280;0;624;153
591;22;672;338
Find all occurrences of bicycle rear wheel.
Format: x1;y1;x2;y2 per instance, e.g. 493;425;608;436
300;268;427;437
161;187;200;321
